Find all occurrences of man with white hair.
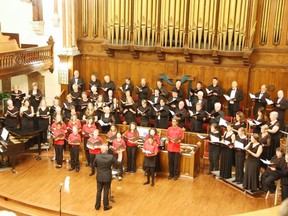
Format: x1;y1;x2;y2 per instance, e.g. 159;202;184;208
69;70;85;92
102;75;116;98
273;90;288;131
136;78;149;105
226;81;243;117
208;102;224;125
94;145;120;211
192;90;207;111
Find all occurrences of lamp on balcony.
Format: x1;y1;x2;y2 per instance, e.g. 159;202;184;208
58;62;69;85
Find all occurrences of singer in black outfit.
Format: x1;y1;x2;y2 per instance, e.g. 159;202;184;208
94;145;119;211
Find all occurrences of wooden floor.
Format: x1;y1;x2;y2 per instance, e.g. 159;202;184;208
0;148;279;216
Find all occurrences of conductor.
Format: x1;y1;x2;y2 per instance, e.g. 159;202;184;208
94;145;119;211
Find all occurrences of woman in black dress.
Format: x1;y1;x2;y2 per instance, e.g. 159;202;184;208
82;102;96;122
36;99;50;144
4;99;19;129
207;123;222;174
155;98;169;129
233;127;248;184
49;97;62;123
99;106;115;133
122;96;136;124
267;111;281;159
28;82;42;129
220;123;235;179
137;99;151;127
20;99;35;130
78;91;91;119
233;111;246;131
243;133;263;192
94;95;105;122
143;136;159;187
259;124;271;169
11;84;25;110
252;107;268;134
110;98;121;124
63;94;76;123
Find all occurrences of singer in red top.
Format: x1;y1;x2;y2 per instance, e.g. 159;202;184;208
52;122;66;168
123;122;139;174
166;118;184;180
143;136;159;186
87;129;103;176
82;117;96;166
68;126;82;172
112;132;126;181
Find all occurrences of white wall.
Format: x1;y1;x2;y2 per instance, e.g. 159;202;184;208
0;0;63;101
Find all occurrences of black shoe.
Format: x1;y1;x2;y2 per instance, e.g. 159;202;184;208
85;162;90;167
95;205;100;210
168;175;173;180
125;170;130;174
143;181;150;185
173;176;178;181
56;165;62;169
232;179;237;183
75;168;80;172
151;182;155;187
68;167;75;171
236;181;242;185
89;172;95;176
104;206;112;211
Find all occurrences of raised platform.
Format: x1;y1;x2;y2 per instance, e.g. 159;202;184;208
0;148;279;216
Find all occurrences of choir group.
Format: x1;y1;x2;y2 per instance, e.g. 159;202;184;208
3;70;288;195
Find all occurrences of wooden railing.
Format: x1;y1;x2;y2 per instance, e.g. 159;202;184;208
0;36;54;78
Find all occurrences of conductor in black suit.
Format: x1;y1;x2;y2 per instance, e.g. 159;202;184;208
69;70;85;92
94;145;119;211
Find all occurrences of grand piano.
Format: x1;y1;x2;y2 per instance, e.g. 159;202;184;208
0;128;42;172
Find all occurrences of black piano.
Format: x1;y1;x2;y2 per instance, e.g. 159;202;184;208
0;128;42;172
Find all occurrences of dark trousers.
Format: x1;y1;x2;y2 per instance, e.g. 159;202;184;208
90;153;96;173
235;151;245;182
84;137;90;164
146;166;155;183
261;172;279;192
69;145;80;169
228;104;238;117
113;154;123;177
209;145;221;172
38;119;49;143
126;145;137;172
168;151;180;177
54;144;63;166
95;181;111;209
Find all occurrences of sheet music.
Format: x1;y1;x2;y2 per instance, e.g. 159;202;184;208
260;159;273;165
219;118;228;127
210;135;220;143
249;93;257;99
234;140;244;149
265;98;274;105
197;134;206;139
169;110;175;116
223;94;233;101
206;88;213;95
185;99;192;107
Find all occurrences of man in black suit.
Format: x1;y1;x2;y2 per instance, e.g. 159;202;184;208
273;90;288;131
69;70;85;92
252;84;270;117
226;81;243;117
206;77;223;113
94;145;119;211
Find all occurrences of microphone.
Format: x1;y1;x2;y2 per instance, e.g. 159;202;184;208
59;183;63;192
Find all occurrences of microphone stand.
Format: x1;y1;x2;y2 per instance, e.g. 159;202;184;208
59;183;63;216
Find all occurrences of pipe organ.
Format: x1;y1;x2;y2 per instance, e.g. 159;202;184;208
76;0;288;64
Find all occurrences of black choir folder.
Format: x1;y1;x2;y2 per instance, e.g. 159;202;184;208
109;144;124;152
87;139;102;148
